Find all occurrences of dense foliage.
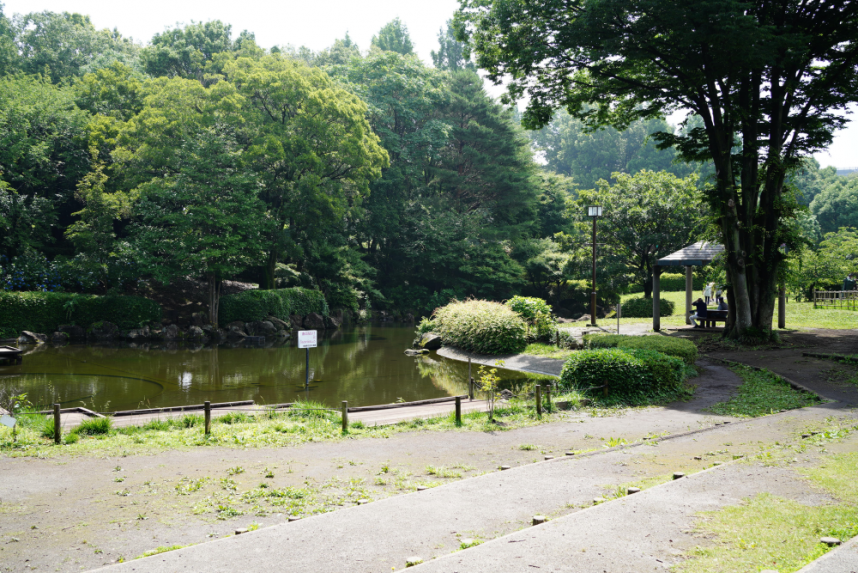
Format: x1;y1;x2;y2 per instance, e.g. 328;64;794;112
432;299;527;354
218;288;329;326
0;291;161;337
621;297;675;318
505;296;554;339
583;334;697;365
558;347;686;397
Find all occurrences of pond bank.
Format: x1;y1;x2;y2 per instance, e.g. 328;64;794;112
436;346;564;377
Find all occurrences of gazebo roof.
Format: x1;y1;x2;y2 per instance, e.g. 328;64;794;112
657;241;724;267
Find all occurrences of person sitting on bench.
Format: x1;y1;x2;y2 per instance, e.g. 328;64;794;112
717;299;728;311
690;298;708;328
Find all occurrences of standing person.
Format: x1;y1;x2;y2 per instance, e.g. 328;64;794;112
690;297;708;328
703;282;712;305
715;284;723;305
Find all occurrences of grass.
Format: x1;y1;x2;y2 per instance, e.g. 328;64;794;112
522;342;576;361
136;545;186;559
0;398;577;458
705;365;821;417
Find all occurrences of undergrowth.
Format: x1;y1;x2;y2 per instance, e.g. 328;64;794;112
706;365;821;417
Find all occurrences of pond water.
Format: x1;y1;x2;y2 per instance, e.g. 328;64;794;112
0;325;553;412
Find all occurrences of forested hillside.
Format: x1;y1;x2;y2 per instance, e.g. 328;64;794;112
0;5;852;321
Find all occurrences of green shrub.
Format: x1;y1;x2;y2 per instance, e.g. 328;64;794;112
432;300;527;355
559;348;685;397
0;292;161;338
71;416;112;436
626;273;704;293
506;296;555;339
218;287;328;326
617;336;698;365
584;334;629;349
621;296;675;318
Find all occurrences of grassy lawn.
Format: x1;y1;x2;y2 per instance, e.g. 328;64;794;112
558;290;858;331
705;365;821;417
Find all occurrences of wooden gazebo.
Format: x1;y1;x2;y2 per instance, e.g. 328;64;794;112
652;241;724;331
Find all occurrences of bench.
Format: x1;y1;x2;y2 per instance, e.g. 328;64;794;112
702;310;727;328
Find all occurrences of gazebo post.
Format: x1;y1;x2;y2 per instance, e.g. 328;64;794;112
685;266;693;325
778;285;786;329
653;266;661;332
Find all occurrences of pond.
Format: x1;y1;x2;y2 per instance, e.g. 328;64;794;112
0;325;554;412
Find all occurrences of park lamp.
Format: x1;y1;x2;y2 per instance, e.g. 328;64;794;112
586;205;602;326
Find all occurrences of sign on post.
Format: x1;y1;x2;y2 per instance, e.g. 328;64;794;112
298;330;317;388
298;330;317;349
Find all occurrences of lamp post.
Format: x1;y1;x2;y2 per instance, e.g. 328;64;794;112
587;205;602;326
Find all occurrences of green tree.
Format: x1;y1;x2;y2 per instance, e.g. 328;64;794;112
575;170;703;298
810;176;858;236
431;20;475;72
456;0;858;338
371;18;414;56
120;77;266;324
140;20;238;81
0;2;17;75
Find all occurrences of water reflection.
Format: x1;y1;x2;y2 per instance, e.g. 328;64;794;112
0;325;556;411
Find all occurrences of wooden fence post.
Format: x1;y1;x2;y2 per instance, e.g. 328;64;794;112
545;385;552;413
536;385;542;416
204;401;211;435
455;396;462;426
341;401;349;433
53;403;61;445
604;380;609;398
469;378;474;400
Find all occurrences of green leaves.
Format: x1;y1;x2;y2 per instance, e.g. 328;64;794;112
433;299;528;355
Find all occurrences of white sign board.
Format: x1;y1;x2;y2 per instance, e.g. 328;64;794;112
0;415;16;428
298;330;317;349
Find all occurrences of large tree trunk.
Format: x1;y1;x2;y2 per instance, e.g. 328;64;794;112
208;274;221;327
260;250;277;290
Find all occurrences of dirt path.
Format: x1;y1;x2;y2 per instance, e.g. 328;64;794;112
0;361;743;572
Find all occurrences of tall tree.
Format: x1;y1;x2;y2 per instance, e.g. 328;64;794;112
370;18;414;56
456;0;858;338
431;20;475;72
810;176;858;235
141;20;239;81
575;170;703;297
0;2;17;76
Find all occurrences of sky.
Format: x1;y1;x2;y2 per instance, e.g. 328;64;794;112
4;0;857;170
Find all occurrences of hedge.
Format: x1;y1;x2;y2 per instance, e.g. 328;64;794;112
583;334;698;364
558;347;685;397
219;287;329;326
627;272;705;293
506;296;555;340
0;292;162;338
432;299;527;355
621;297;675;318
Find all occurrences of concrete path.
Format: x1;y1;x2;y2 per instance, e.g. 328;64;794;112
437;347;565;377
91;401;857;573
798;536;858;573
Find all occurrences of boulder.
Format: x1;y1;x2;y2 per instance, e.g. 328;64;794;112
266;316;290;331
18;330;47;344
289;315;304;329
88;321;119;341
51;331;69;344
419;333;442;351
162;324;179;340
247;320;277;337
404;348;429;356
226;321;246;333
58;324;86;340
187;325;205;339
275;329;291;339
191;311;208;327
324;315;342;330
227;326;247;340
303;313;325;330
126;326;151;341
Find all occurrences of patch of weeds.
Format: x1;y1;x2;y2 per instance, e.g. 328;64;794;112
604;437;628;448
459;538;483;549
136;544;186;559
518;444;539;451
216;505;243;519
425;465;462;479
227;466;245;476
143;419;172;432
72;417;112;436
175;477;208;495
706;365;821;417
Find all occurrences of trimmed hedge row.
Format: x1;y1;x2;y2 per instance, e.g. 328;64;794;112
432;299;527;355
219;287;329;326
559;347;686;397
0;292;162;338
583;334;698;365
621;296;675;318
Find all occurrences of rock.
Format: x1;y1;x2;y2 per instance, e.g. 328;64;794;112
419;333;442;351
191;311;207;327
187;325;205;339
58;324;86;340
227;326;247;340
289;315;304;329
532;515;546;525
303;313;325;330
88;321;119;341
405;312;414;323
226;321;246;334
126;326;151;341
544;455;554;460
266;316;290;331
51;331;69;344
593;497;606;505
288;515;301;522
246;320;277;336
275;329;291;339
627;487;641;494
234;528;248;535
500;389;514;399
324;315;341;330
500;465;511;470
416;485;428;491
404;349;424;357
673;472;685;480
19;330;47;344
576;314;591;323
162;324;179;340
820;537;841;546
405;556;423;568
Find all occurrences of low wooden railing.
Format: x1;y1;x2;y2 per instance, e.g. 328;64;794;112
813;290;858;310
